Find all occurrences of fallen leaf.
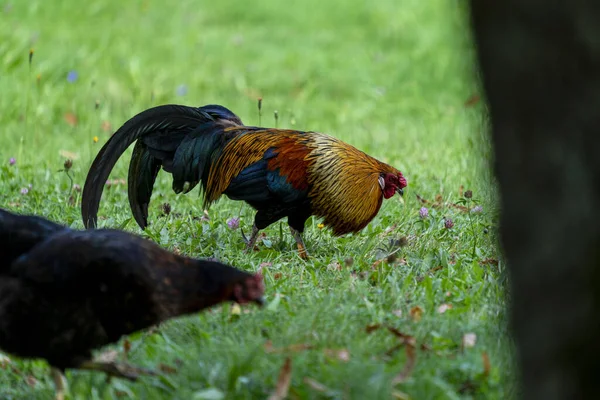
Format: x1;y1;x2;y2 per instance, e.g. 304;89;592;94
323;349;350;362
123;339;131;358
392;342;417;385
95;349;119;363
273;272;283;280
409;306;423;322
25;375;37;387
327;262;342;271
0;354;11;369
464;94;481;107
64;112;78;127
386;327;416;345
462;333;477;349
437;304;453;314
268;357;292;400
303;377;328;392
392;309;402;318
480;258;499;267
101;120;112;132
230;303;242;316
159;363;177;374
59;150;80;160
365;324;381;333
482;352;491;377
427;265;444;275
193;388;225;400
392;389;412;400
459;185;464;197
449;203;469;212
383;224;398;235
264;341;313;354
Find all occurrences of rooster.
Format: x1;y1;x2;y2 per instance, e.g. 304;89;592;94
82;104;407;259
0;209;264;400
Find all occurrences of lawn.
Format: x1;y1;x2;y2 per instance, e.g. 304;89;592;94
0;0;513;399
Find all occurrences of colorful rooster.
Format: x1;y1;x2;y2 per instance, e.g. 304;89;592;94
82;104;407;258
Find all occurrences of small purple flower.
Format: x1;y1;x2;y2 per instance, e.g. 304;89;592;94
227;217;240;230
27;183;32;189
471;205;483;214
176;84;188;96
67;70;78;83
9;157;15;166
444;218;454;229
20;187;29;195
419;207;429;219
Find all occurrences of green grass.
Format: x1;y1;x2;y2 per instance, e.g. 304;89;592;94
0;0;513;398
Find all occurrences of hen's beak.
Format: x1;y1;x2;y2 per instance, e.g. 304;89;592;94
396;188;404;196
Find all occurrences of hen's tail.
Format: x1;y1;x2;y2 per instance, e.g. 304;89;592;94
81;104;243;229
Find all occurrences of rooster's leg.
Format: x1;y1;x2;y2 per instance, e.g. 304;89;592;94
51;367;67;400
289;227;309;260
242;224;260;252
77;360;159;381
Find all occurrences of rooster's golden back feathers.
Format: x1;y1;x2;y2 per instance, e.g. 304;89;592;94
204;128;401;235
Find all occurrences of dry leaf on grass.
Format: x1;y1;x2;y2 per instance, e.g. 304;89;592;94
159;363;177;374
462;333;477;349
365;324;382;333
123;339;131;359
268;357;292;400
230;303;242;316
64;112;78;127
0;354;10;369
59;150;80;160
25;375;37;387
437;304;452;314
101;120;112;132
323;349;350;362
409;306;423;322
464;94;481;107
303;377;328;393
480;258;499;267
392;343;416;385
264;341;313;354
95;349;119;363
392;389;412;400
482;352;491;377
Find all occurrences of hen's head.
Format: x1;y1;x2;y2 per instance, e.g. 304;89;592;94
379;172;408;199
232;273;266;306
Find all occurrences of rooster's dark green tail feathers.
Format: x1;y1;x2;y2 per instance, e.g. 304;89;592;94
81;104;243;229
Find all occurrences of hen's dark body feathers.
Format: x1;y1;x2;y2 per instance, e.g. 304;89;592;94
0;209;264;372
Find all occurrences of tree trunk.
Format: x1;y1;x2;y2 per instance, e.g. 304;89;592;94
468;1;600;398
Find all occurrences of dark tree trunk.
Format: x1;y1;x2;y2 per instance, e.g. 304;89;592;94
468;1;600;398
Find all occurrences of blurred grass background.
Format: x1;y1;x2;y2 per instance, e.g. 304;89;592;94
0;0;512;399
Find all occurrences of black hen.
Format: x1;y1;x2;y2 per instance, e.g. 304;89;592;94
0;210;264;399
0;208;67;268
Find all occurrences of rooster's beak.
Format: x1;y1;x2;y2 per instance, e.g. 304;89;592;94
396;188;404;196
